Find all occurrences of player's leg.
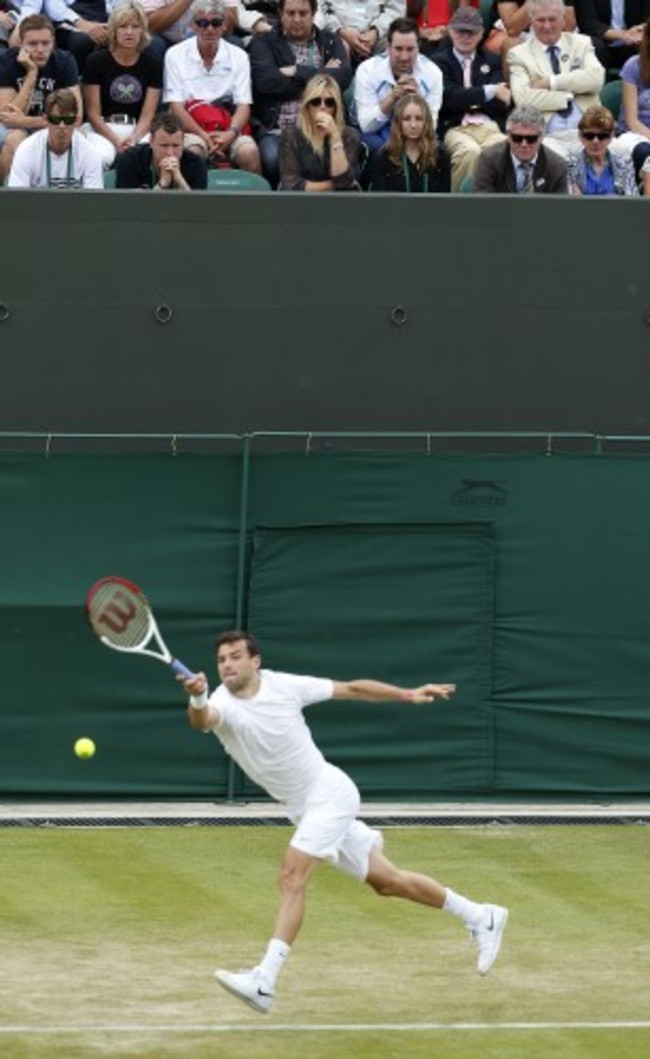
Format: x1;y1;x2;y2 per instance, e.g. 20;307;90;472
365;844;509;975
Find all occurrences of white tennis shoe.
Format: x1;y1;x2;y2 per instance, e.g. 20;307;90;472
470;904;509;975
214;967;274;1014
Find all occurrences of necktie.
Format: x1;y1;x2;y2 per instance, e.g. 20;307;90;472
461;57;484;125
518;162;533;194
547;45;573;117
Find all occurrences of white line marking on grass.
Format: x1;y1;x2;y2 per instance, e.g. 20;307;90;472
1;1022;649;1034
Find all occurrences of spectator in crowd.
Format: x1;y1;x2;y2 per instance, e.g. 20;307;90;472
509;0;605;157
82;1;162;168
115;107;208;185
370;90;451;189
411;0;481;59
0;1;19;50
433;6;510;190
0;13;81;180
7;85;103;184
488;0;575;60
249;0;350;185
354;16;443;162
473;101;569;188
317;0;405;64
278;71;362;187
24;0;111;74
163;0;262;171
574;0;649;70
616;17;650;167
567;102;638;190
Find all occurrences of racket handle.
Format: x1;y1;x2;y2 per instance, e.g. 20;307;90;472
170;658;196;679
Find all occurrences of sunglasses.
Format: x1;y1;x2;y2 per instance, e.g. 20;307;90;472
580;130;612;140
308;97;337;111
194;16;224;27
509;133;540;144
48;114;75;126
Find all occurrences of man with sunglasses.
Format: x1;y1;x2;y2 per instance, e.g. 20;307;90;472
0;13;81;179
249;0;351;186
7;85;103;185
508;0;605;159
163;0;261;171
473;102;568;190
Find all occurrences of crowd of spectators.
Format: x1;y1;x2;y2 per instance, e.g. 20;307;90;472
0;0;648;192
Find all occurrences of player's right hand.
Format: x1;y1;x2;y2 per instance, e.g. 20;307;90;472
178;671;208;697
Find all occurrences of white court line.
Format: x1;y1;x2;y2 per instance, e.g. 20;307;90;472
1;1022;649;1034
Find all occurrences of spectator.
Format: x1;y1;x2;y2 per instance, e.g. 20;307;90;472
411;0;481;59
567;103;638;190
433;6;509;190
115;107;208;185
249;0;350;186
163;0;262;171
370;90;451;189
354;16;443;163
473;101;569;189
509;0;605;158
278;71;361;187
490;0;575;61
616;17;650;166
40;0;110;75
82;1;162;168
317;0;405;64
7;85;103;184
574;0;649;70
0;13;81;180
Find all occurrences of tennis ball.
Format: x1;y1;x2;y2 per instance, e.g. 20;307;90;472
74;737;96;760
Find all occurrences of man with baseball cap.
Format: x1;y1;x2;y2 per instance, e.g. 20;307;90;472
433;5;511;191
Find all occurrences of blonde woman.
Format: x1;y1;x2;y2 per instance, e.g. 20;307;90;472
278;74;362;191
371;92;450;192
82;2;163;168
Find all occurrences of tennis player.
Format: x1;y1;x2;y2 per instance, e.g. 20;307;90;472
180;630;508;1013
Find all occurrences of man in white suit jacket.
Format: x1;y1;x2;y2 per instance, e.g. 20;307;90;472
508;0;605;157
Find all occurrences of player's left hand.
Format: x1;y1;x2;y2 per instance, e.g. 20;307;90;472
411;683;456;703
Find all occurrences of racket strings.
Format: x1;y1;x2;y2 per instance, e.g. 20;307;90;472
88;583;151;649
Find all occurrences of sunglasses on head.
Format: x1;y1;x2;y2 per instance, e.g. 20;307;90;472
48;114;75;125
308;96;337;111
581;130;612;140
194;16;224;27
509;133;540;144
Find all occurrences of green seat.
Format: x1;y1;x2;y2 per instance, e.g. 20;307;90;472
102;168;117;188
458;174;474;193
206;169;271;192
600;79;623;122
479;0;494;30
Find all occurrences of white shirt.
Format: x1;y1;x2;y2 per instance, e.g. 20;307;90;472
7;128;104;188
354;51;443;133
317;0;405;39
163;37;252;106
209;669;334;808
140;0;193;45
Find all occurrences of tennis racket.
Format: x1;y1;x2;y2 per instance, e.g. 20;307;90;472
86;576;196;679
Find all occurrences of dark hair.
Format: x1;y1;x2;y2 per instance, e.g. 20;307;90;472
387;17;420;42
45;88;78;117
279;0;317;12
215;630;261;658
150;111;184;136
19;13;55;39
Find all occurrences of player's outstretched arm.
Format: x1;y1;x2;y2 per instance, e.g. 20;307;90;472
177;671;221;729
332;680;456;704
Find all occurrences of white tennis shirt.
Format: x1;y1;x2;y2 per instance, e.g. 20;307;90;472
209;670;334;807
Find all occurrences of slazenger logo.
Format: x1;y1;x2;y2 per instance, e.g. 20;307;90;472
450;479;508;507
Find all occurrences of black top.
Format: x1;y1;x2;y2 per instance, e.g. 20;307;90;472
0;48;79;114
371;146;451;193
82;49;163;120
115;144;208;189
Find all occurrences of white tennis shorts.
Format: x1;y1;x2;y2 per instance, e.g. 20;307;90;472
289;763;383;881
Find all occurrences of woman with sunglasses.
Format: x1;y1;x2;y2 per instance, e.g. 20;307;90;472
567;106;638;196
278;73;362;190
82;2;162;169
370;92;450;192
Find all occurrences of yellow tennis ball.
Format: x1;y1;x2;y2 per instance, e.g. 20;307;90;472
74;737;96;760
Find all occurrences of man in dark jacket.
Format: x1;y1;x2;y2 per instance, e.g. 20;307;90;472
249;0;351;185
473;103;568;193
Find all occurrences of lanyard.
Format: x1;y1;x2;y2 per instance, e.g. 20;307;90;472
402;153;429;194
45;147;73;187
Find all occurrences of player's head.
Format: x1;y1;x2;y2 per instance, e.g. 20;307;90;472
19;15;55;67
215;631;261;693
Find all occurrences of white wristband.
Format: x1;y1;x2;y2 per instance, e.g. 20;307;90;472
190;690;208;710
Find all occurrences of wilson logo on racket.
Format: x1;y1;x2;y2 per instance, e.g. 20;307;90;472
86;576;196;679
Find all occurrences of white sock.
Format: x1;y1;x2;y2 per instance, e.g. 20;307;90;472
443;888;485;928
258;938;291;989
